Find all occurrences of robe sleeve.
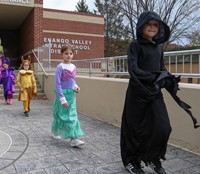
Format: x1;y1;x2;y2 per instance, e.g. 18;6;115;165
31;74;37;94
10;70;15;84
128;42;157;83
160;49;167;71
55;64;67;104
16;73;22;89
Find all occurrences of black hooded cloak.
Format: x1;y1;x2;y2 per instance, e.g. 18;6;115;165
120;11;172;166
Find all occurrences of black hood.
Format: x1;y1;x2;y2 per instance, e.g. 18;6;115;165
136;11;170;44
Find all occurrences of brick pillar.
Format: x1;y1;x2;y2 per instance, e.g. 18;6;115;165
34;0;43;48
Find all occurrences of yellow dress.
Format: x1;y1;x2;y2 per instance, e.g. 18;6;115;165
16;70;37;101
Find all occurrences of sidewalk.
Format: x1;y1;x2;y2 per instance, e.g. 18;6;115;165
0;99;199;174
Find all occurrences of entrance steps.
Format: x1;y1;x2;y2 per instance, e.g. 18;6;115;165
0;72;47;100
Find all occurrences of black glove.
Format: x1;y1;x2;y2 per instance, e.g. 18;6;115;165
155;78;166;89
165;75;181;95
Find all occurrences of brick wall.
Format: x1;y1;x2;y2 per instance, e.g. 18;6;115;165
34;0;43;4
42;9;104;60
43;18;104;35
18;3;43;63
18;2;104;63
34;7;43;48
0;0;104;68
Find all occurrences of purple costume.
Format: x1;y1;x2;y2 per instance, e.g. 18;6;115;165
0;68;15;99
55;63;77;104
0;57;15;103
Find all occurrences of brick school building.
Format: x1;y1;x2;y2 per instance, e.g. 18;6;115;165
0;0;104;68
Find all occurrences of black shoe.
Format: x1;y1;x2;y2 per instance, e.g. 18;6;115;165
24;112;29;117
126;163;145;174
149;158;166;174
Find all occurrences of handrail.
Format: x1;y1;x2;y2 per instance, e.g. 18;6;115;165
31;49;48;77
72;55;126;62
164;49;200;56
32;48;200;83
75;70;200;78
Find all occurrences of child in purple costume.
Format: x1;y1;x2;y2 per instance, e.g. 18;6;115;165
0;57;15;104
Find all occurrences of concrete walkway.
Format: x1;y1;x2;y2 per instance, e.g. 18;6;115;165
0;99;200;174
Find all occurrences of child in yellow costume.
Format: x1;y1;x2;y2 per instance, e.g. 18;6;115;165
16;56;37;117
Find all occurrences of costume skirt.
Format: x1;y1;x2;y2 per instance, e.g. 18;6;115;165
51;89;84;139
18;87;33;101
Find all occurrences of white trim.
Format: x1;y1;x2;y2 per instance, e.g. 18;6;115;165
43;11;104;24
43;30;104;37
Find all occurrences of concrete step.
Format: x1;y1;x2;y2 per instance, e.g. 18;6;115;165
0;85;45;99
0;93;47;100
0;83;42;90
0;88;44;94
0;74;47;100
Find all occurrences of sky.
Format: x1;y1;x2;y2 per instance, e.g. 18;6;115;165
43;0;189;45
43;0;96;11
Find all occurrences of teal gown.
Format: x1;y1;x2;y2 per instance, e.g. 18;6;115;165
51;89;84;139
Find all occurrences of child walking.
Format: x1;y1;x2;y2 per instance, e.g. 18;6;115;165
16;56;37;117
0;57;15;104
51;44;84;147
120;11;171;174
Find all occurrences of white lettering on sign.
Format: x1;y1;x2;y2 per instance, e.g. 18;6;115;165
0;0;30;4
43;37;92;54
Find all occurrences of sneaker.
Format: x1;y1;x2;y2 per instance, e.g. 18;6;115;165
70;138;84;147
9;99;13;104
6;99;12;105
52;135;62;140
126;163;145;174
149;158;166;174
6;99;10;105
24;112;29;117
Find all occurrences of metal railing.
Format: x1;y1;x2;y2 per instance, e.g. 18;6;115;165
164;49;200;74
73;56;128;76
21;42;51;76
35;48;200;83
19;43;51;93
36;42;51;73
72;49;200;78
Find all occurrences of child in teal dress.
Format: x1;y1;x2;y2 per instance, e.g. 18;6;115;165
51;44;84;147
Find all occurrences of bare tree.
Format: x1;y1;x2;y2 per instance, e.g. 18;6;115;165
186;29;200;46
95;0;130;56
112;0;200;45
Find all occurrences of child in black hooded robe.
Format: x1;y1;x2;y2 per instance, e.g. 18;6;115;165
120;11;171;174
